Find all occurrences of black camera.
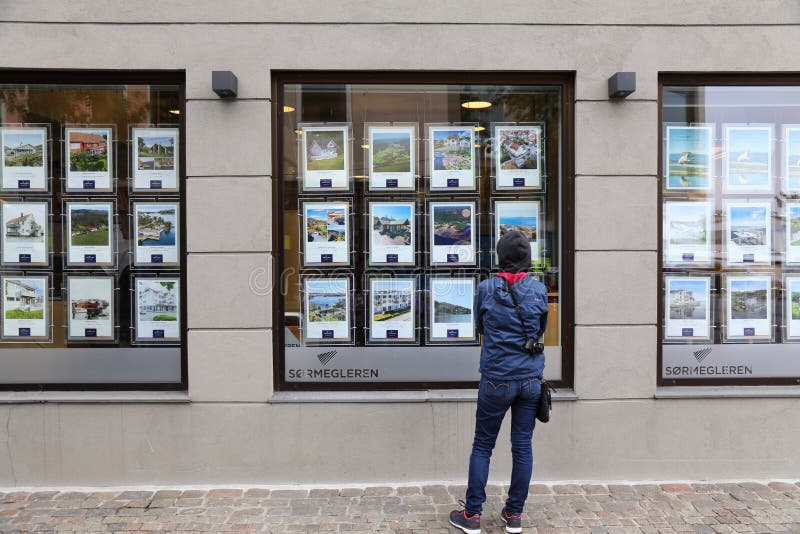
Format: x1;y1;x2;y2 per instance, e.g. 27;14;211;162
524;338;545;355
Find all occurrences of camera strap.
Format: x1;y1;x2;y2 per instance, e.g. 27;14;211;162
501;277;529;336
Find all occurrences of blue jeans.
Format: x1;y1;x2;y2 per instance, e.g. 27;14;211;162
466;375;542;515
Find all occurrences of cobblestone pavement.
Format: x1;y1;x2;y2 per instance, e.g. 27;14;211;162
1;481;799;533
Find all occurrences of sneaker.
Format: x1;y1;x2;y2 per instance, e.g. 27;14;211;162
500;507;522;533
449;500;481;534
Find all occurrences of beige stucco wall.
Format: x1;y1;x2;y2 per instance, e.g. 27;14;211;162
0;1;799;486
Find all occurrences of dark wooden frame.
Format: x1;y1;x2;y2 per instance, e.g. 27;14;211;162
0;69;187;391
272;71;576;391
658;72;800;387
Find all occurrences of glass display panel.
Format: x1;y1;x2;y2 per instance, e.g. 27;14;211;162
279;79;565;386
661;83;800;383
0;79;184;387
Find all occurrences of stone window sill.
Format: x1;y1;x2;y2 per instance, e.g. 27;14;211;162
0;391;189;404
270;389;577;404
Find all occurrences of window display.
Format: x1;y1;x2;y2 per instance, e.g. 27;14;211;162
64;126;113;192
0;74;183;388
1;201;49;265
278;75;568;387
660;80;800;384
0;126;48;191
786;275;800;341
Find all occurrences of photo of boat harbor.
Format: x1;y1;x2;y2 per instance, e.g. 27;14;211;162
669;279;708;320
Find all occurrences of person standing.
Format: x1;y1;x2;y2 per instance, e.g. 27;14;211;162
449;230;549;534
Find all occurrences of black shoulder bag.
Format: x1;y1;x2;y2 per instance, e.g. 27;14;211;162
503;278;554;423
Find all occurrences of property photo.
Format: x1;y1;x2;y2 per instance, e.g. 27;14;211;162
667;126;712;189
729;206;767;246
432;128;472;171
669;279;708;320
792;286;800;321
69;206;110;247
668;204;708;245
786;127;800;191
726;127;770;188
730;279;769;319
4;210;44;241
4;277;45;320
433;287;473;324
137;206;176;247
307;286;348;322
498;127;539;171
67;129;109;172
371;280;413;323
137;280;178;322
497;202;538;241
371;130;411;173
790;205;800;247
2;131;44;168
432;204;472;246
306;207;346;243
136;134;175;171
372;204;412;246
306;130;345;171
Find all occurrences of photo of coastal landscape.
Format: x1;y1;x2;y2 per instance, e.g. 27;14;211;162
306;206;347;243
431;280;473;324
370;129;412;174
729;206;768;246
431;128;473;171
666;126;712;189
726;126;771;189
136;205;176;248
668;279;708;320
730;278;769;320
790;205;800;248
306;279;348;323
668;203;708;245
431;204;472;246
496;201;538;241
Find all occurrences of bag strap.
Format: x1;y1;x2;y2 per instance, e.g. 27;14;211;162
501;277;529;336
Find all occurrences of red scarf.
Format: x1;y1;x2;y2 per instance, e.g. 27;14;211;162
497;272;528;285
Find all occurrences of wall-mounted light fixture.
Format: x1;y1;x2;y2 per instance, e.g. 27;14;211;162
212;71;238;98
608;72;636;99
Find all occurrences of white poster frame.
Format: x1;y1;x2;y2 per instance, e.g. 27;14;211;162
301;200;351;267
1;274;51;342
427;276;477;344
724;274;773;343
786;201;800;265
663;200;714;266
63;125;115;193
366;123;416;192
723;124;773;194
493;123;543;191
0;125;50;192
785;275;800;342
366;276;418;345
663;123;714;191
426;123;478;192
133;276;181;344
367;200;416;267
132;201;180;267
783;125;800;194
130;125;180;192
301;276;353;345
66;275;116;342
0;199;50;267
663;275;713;343
299;123;352;193
428;200;478;267
723;200;772;267
492;199;543;268
64;200;116;268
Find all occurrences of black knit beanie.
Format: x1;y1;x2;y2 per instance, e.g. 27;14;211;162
496;230;531;273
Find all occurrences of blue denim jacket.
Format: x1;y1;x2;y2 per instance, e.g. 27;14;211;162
475;276;548;380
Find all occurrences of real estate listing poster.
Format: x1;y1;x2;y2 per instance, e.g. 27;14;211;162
784;126;800;193
1;126;48;191
724;201;772;266
301;125;349;191
663;200;713;265
368;201;415;266
787;203;800;265
135;278;180;342
664;276;711;341
428;125;476;190
664;125;713;190
134;202;180;266
67;276;114;340
429;202;476;266
368;278;416;342
1;201;48;266
368;125;415;191
2;275;48;340
725;275;772;341
132;127;179;191
786;276;800;340
428;277;476;342
303;278;351;343
724;125;772;193
494;201;541;265
494;125;541;190
65;127;113;191
303;202;350;266
66;202;114;266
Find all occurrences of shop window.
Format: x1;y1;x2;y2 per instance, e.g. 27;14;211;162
274;72;574;390
660;76;800;385
0;71;185;389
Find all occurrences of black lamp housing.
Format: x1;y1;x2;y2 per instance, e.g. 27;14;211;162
608;72;636;99
212;71;238;98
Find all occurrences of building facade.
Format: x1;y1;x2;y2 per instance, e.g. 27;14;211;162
1;1;799;487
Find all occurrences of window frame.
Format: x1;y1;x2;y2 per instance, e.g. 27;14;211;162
0;69;187;392
271;70;575;392
658;72;800;387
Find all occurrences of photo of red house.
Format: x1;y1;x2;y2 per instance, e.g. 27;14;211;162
68;131;107;155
